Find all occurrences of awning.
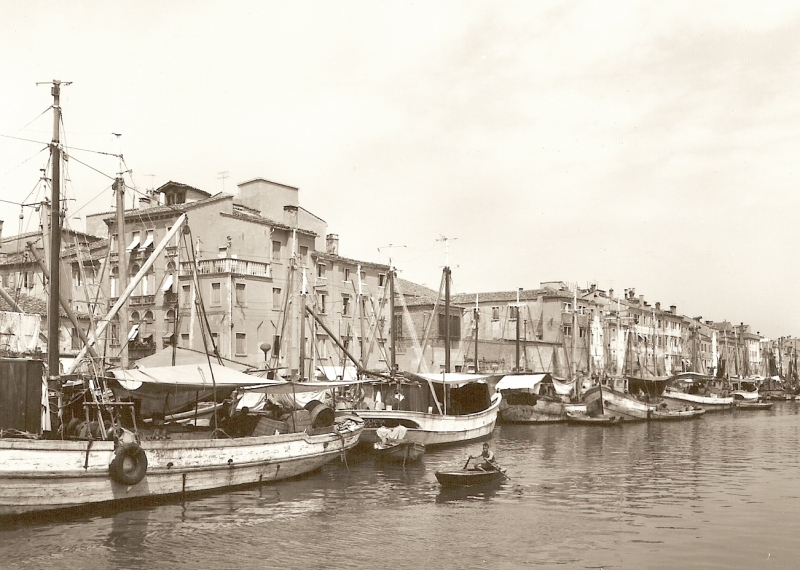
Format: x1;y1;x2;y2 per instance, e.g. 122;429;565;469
127;324;140;342
408;372;493;387
161;274;174;292
316;365;358;382
496;373;552;391
110;362;285;391
139;233;154;250
125;234;140;252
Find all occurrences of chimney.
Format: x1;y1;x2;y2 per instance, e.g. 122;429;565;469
639;294;644;304
326;234;339;255
655;302;661;311
609;287;614;298
670;305;676;314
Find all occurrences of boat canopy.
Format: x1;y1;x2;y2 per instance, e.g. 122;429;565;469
495;374;553;392
316;365;359;382
133;347;252;371
110;363;281;391
408;372;493;387
551;377;575;396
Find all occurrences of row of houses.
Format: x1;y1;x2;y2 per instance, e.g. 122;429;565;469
0;177;793;380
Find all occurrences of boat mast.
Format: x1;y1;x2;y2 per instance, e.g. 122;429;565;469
389;257;396;380
44;80;69;381
440;235;452;374
473;294;479;373
515;287;521;373
114;136;129;369
571;287;577;381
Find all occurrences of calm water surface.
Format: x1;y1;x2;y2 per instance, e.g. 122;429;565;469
3;403;800;569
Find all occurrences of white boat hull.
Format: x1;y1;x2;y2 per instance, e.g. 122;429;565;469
357;393;501;447
661;390;734;411
0;423;362;517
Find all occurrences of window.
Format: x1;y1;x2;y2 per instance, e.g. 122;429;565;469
491;307;500;321
235;283;246;305
438;314;462;340
181;333;189;345
110;266;119;298
110;234;118;250
509;306;519;320
23;272;32;289
342;294;351;316
318;292;326;314
317;263;326;279
110;322;119;347
272;287;282;309
563;325;572;337
211;282;221;306
344;268;350;282
72;265;82;287
379;273;386;287
143;310;154;324
165;309;176;324
272;240;281;262
71;327;80;351
126;231;140;252
563;302;572;312
235;332;247;356
299;245;308;258
182;284;191;306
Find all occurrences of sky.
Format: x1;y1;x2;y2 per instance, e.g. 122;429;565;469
1;1;799;338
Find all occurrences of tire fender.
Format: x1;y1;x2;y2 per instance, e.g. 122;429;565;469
109;442;148;486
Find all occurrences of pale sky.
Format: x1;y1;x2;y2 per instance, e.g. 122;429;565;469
1;1;799;338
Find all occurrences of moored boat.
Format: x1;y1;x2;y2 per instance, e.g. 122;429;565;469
660;372;734;412
356;372;501;447
565;412;623;426
736;400;773;410
495;373;568;423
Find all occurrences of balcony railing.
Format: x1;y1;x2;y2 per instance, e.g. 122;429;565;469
180;258;271;278
130;295;156;306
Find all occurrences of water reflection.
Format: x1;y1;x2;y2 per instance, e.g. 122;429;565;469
3;403;800;569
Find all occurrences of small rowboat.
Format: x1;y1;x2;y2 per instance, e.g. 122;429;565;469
373;440;426;463
737;401;773;410
566;412;623;426
435;457;507;487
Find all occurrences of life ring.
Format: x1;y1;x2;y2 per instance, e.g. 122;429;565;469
109;442;148;486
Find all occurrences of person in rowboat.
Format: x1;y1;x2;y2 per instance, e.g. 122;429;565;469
469;442;496;471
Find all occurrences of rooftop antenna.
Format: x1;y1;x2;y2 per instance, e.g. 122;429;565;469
218;171;230;193
436;235;457;268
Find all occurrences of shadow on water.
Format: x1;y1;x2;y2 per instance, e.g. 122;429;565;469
435;480;505;503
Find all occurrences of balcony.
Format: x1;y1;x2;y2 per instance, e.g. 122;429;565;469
130;295;156;307
180;258;271;278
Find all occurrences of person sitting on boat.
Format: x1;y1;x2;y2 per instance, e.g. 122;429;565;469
469;442;496;471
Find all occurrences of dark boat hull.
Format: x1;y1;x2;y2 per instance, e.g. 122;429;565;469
435;468;505;487
373;441;426;463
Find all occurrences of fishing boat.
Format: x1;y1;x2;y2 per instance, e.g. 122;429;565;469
356;372;501;446
352;257;500;447
0;84;363;518
495;373;568;423
660;372;734;412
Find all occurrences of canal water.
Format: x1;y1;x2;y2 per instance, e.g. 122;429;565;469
2;403;800;569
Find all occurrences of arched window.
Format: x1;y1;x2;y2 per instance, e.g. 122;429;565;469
143;310;154;324
165;308;176;324
130;311;140;324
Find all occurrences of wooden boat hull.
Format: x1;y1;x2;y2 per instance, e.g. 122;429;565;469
435;468;505;487
661;391;734;412
649;408;705;421
566;413;622;426
0;420;362;517
357;393;501;447
582;385;654;421
373;441;426;463
498;399;566;424
736;401;773;410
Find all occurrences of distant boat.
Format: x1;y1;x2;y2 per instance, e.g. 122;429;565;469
566;412;623;426
661;372;734;412
736;401;773;410
495;373;567;423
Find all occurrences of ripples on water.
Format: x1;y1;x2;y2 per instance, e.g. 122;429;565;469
3;404;800;569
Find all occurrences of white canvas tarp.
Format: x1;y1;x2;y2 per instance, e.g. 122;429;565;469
0;311;41;353
495;374;550;391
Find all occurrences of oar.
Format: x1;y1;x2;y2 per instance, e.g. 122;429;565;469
463;456;472;469
487;459;511;480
